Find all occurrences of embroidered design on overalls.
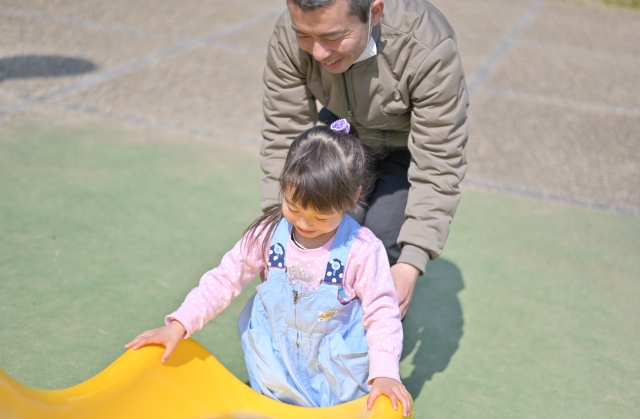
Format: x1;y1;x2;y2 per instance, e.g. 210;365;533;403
268;243;285;268
317;309;338;322
325;258;344;284
286;265;314;283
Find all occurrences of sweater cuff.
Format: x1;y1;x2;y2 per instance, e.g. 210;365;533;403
397;244;429;275
165;313;194;339
367;350;402;386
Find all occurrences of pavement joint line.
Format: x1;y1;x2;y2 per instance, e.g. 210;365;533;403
0;7;189;42
0;7;284;121
467;0;542;99
51;101;261;146
50;99;639;216
456;29;640;62
208;42;267;57
0;5;291;52
480;87;640;117
462;177;640;217
0;90;30;100
514;39;640;63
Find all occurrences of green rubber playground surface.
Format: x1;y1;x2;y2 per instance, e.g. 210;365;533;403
1;119;639;418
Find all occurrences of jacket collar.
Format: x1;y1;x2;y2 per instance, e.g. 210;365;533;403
350;23;381;67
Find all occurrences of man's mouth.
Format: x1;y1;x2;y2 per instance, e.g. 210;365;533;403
322;58;341;67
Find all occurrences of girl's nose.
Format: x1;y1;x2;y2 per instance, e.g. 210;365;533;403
296;216;313;230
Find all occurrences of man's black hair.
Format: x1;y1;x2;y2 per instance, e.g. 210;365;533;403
288;0;373;24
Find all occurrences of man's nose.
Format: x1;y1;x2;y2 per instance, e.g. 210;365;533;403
312;41;332;62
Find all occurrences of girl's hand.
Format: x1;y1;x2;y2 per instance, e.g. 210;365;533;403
124;320;186;363
367;377;412;417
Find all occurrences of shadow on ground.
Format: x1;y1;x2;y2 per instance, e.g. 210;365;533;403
0;55;96;82
400;258;464;398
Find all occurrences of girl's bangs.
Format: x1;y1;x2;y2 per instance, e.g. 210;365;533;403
284;172;350;214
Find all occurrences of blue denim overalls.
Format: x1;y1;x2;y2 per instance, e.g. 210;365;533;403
238;215;369;407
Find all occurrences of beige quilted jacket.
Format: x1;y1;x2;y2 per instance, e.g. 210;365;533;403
260;0;469;273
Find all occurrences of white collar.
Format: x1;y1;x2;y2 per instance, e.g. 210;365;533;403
353;35;377;64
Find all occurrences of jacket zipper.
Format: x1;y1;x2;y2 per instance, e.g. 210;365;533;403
342;72;354;121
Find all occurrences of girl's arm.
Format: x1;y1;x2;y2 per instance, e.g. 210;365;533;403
164;234;266;337
125;231;266;360
348;232;404;383
347;231;411;416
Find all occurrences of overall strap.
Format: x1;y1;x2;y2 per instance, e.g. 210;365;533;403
267;217;291;270
323;214;360;286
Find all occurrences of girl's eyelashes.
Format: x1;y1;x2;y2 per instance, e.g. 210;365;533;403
315;218;327;223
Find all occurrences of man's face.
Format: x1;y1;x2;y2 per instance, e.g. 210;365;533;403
288;0;370;74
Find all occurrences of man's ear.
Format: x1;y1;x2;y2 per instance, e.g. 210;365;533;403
371;0;384;27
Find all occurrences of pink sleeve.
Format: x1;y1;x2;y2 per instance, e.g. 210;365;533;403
345;231;404;384
165;231;267;338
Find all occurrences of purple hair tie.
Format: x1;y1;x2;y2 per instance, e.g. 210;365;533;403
330;118;350;134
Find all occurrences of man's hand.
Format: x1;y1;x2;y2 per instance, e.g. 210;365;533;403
367;377;412;417
391;263;420;318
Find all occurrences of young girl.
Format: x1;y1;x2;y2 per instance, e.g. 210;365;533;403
125;120;411;416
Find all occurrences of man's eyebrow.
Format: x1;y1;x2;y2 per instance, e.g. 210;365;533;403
319;30;346;38
291;25;346;38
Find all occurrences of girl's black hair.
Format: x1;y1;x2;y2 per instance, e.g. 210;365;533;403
243;124;373;265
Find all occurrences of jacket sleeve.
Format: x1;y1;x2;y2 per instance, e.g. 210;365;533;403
260;11;318;212
397;37;469;273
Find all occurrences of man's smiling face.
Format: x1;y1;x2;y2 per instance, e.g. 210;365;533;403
288;0;371;74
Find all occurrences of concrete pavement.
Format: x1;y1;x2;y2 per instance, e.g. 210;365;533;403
1;0;639;214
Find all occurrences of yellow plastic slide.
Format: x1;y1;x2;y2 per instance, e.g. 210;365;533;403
0;338;413;418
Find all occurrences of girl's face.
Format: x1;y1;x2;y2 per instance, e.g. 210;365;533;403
281;189;344;248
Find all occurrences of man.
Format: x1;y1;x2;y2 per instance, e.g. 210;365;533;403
260;0;468;317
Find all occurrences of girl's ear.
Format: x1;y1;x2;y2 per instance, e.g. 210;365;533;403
353;185;363;205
